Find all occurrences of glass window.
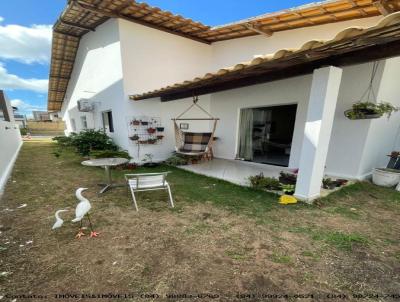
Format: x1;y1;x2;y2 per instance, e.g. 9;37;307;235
102;111;114;133
80;116;88;130
70;118;76;132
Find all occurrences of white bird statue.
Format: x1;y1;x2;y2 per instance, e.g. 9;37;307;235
72;188;91;223
71;188;99;238
52;209;68;230
51;188;99;239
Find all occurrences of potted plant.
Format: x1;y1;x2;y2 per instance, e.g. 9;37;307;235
281;184;295;195
131;119;140;126
334;179;348;187
156;127;164;132
147;138;157;144
142;153;159;167
141;121;149;126
139;140;148;145
279;172;297;185
372;168;400;187
157;135;164;140
322;178;336;190
345;102;399;120
129;134;139;141
147;127;156;134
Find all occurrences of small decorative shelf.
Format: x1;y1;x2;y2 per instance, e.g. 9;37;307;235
127;116;164;146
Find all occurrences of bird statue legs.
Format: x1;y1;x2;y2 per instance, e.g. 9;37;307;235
75;220;86;239
86;213;99;238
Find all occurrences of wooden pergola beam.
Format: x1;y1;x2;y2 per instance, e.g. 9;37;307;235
59;19;96;32
373;0;394;15
244;23;273;37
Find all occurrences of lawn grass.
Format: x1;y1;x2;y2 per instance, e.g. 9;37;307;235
1;139;400;300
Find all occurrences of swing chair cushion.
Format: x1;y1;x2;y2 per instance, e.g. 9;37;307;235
180;132;212;153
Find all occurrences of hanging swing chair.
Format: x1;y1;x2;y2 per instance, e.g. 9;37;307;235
172;96;219;159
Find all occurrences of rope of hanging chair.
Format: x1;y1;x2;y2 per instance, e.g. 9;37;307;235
175;99;216;120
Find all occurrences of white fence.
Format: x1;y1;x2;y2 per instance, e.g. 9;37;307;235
0;120;22;196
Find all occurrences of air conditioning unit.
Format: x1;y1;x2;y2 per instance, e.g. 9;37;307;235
77;99;94;112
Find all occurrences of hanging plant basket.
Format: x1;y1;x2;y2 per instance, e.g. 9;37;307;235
344;101;398;121
344;109;382;120
344;62;398;121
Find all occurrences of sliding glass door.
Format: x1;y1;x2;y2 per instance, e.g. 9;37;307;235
238;104;297;167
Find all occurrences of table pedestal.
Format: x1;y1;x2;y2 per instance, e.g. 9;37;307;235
97;166;126;194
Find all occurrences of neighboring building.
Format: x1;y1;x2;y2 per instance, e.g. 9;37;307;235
48;0;400;201
0;90;22;195
0;106;27;128
32;110;61;122
32;111;50;121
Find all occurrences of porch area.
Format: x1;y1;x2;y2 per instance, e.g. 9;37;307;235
180;158;292;186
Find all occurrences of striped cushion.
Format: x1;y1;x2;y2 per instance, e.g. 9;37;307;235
180;132;212;153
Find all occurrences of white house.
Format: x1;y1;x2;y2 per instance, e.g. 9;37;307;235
48;0;400;201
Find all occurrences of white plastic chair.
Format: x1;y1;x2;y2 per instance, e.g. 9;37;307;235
125;172;174;211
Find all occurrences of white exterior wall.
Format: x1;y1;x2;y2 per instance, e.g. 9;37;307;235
211;17;381;70
0;120;22;196
118;19;214;161
60;19;125;147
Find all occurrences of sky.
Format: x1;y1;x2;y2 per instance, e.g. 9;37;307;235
0;0;310;117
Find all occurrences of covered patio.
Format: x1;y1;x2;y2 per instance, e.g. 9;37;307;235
130;13;400;202
180;158;292;186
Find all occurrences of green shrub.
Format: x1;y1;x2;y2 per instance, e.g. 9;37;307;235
90;150;131;160
53;130;118;156
19;128;28;135
53;135;74;146
248;173;281;190
165;153;188;166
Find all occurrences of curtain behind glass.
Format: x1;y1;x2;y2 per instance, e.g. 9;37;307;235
238;108;254;160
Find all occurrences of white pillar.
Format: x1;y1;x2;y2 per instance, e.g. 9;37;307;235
294;66;343;202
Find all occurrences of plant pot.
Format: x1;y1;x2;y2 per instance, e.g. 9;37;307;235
141;121;149;126
334;179;348;187
147;139;157;144
156;127;164;132
344;109;382;120
147;128;156;134
324;183;336;190
283;190;295;195
131;120;140;126
129;135;139;141
139;140;148;145
372;168;400;187
157;135;164;140
143;162;159;168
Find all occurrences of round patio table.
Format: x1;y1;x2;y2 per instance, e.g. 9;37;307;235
81;158;129;194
